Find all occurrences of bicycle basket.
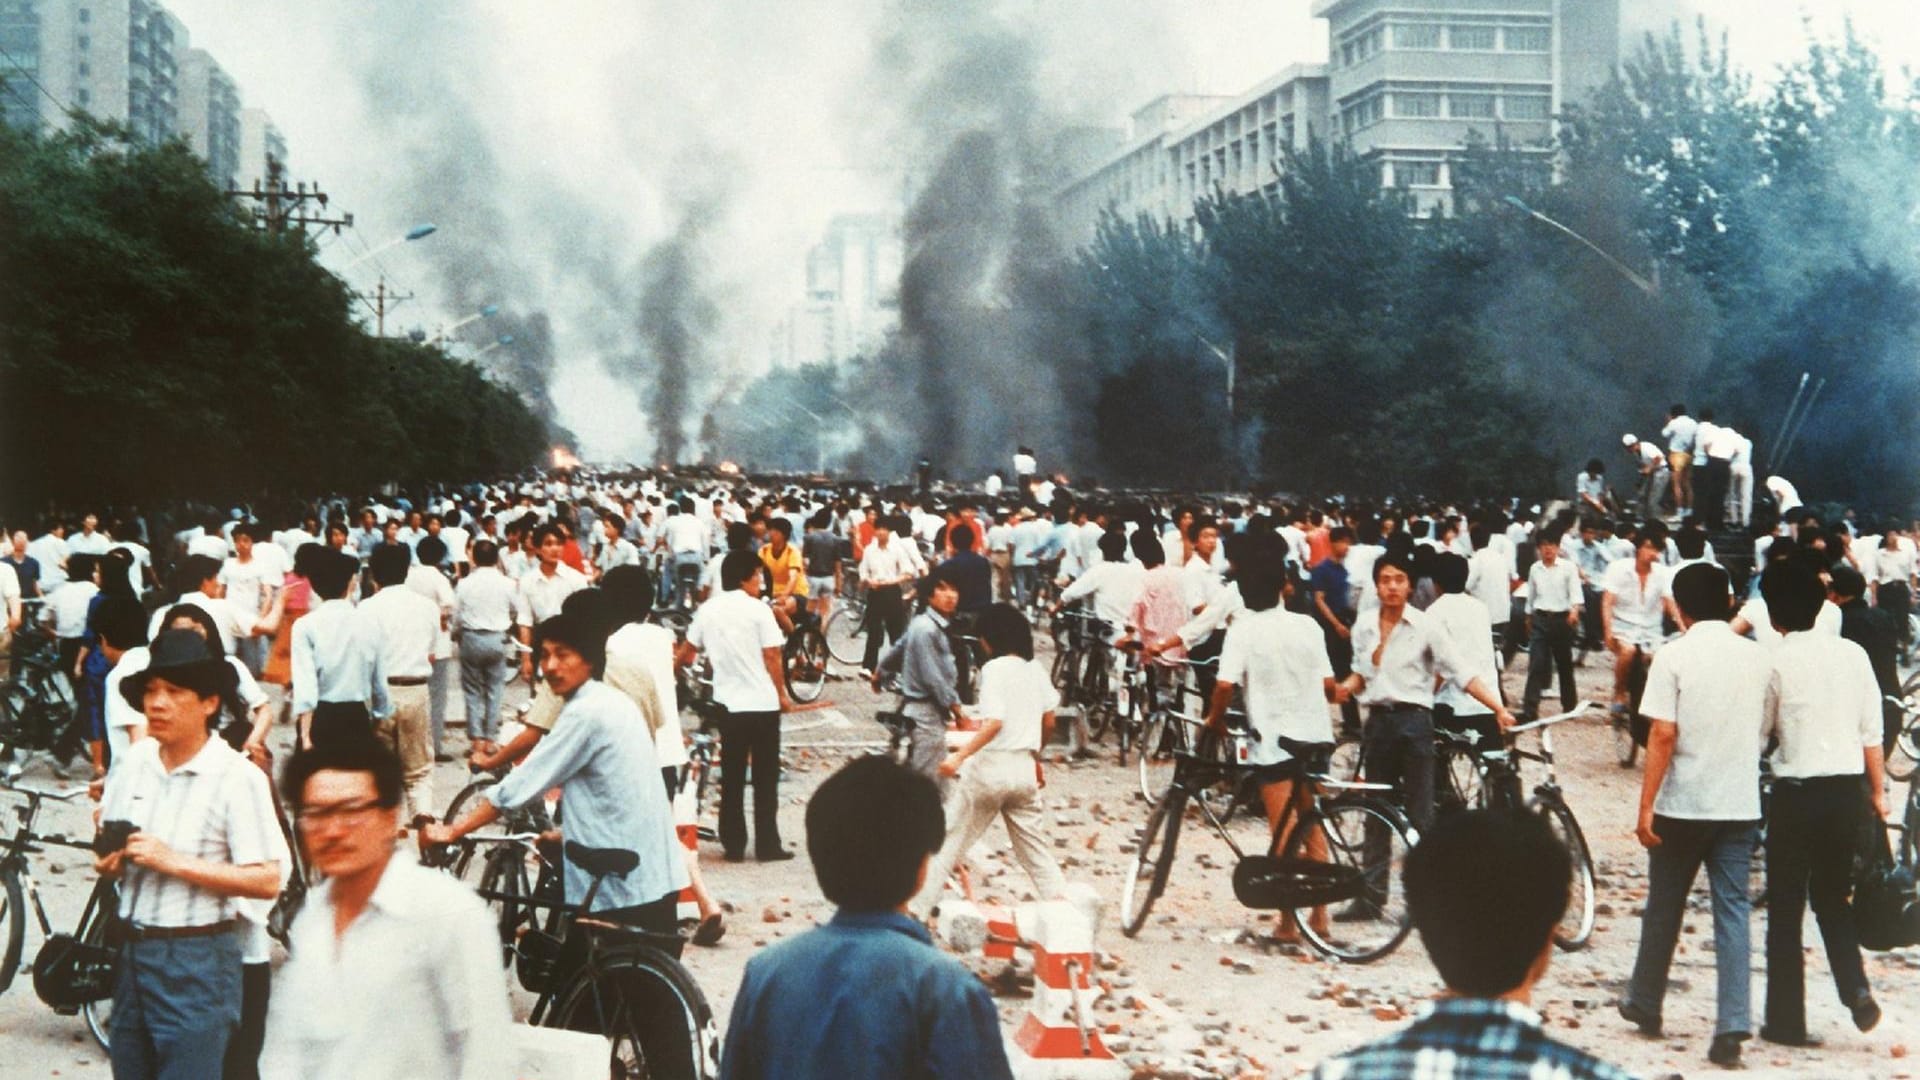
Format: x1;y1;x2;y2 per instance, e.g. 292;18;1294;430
32;934;117;1009
515;927;563;993
1232;855;1368;910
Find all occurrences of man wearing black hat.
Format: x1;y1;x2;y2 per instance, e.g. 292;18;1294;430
95;628;289;1080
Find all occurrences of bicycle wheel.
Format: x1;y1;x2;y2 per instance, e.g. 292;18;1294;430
823;606;867;667
784;628;828;704
1435;741;1482;817
1081;655;1113;742
550;944;719;1079
79;899;116;1051
444;777;499;881
1536;797;1596;950
0;871;23;995
1325;734;1364;784
479;845;535;965
1119;792;1184;938
1135;710;1181;803
1049;642;1080;698
0;683;31;759
1295;798;1415;964
1887;711;1919;783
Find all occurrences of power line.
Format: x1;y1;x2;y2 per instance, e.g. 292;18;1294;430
0;43;71;116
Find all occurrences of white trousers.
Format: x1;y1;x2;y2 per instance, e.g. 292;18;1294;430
913;751;1066;918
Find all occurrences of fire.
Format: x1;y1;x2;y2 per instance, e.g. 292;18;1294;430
551;446;582;470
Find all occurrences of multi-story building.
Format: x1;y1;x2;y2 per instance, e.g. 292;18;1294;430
1055;0;1619;236
177;46;238;186
770;213;902;368
238;106;287;184
1;0;274;188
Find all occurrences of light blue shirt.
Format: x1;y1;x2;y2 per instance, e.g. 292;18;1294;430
291;598;391;718
486;680;689;912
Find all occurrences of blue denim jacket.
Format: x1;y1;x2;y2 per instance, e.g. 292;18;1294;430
720;910;1013;1080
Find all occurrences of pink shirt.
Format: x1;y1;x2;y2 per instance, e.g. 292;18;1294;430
1131;564;1190;665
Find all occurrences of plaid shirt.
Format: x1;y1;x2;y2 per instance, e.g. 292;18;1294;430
1311;999;1639;1080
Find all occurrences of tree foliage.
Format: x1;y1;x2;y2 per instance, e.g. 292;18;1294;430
0;117;550;512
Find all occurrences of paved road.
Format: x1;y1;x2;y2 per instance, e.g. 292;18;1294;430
4;646;1916;1079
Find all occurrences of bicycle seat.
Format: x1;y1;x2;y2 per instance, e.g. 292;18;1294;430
565;842;639;879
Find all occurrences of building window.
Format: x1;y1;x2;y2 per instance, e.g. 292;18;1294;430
1342;95;1384;134
1505;26;1551;52
77;61;88;77
1449;25;1496;50
1396;161;1442;187
76;87;88;105
1395;92;1441;119
76;32;87;49
78;6;89;21
1342;25;1383;66
1392;23;1442;50
1505;94;1551;120
1449;93;1496;119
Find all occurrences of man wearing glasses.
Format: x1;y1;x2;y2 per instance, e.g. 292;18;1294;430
260;738;510;1080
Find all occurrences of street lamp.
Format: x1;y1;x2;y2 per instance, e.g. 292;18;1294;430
428;303;501;345
471;334;514;358
340;222;438;271
1502;196;1657;295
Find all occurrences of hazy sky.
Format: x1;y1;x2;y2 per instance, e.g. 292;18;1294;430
159;1;1920;460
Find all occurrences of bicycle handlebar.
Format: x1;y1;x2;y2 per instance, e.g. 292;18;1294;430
1507;701;1596;735
0;776;90;803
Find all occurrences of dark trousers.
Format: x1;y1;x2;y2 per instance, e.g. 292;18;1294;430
718;708;783;857
861;584;908;672
1361;705;1434;907
221;961;270;1080
1323;627;1362;737
599;894;685;958
1580;587;1605;650
309;700;372;749
1188;629;1226;704
1699;457;1732;529
1521;615;1577;717
1765;775;1872;1037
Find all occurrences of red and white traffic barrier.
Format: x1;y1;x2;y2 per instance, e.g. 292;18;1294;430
936;884;1123;1079
1007;898;1124;1079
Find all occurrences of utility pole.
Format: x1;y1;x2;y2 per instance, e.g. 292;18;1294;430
225;155;354;234
367;276;415;338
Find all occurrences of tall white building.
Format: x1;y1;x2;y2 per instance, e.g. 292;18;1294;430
237;105;284;186
770;213;902;369
1;0;277;189
177;46;238;186
1056;0;1619;237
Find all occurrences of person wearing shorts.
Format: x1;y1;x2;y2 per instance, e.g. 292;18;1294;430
1203;541;1340;943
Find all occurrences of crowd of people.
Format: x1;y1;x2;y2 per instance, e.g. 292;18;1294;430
0;422;1911;1078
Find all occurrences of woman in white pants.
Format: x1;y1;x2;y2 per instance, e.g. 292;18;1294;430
913;604;1067;918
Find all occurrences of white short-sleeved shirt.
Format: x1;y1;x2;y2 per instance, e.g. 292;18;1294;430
1217;607;1335;764
104;646;151;766
1736;596;1841;645
1425;594;1499;717
1763;631;1882;780
972;655;1057;753
687;589;784;713
1639;621;1769;820
607;622;687;769
1603;559;1672;648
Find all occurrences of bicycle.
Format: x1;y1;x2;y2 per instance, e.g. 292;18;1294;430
1131;655;1218;802
1431;704;1598;950
782;610;829;704
0;627;87;773
424;832;720;1078
679;730;720;844
1887;693;1920;784
1119;730;1417;963
1;772;118;1050
822;560;869;667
